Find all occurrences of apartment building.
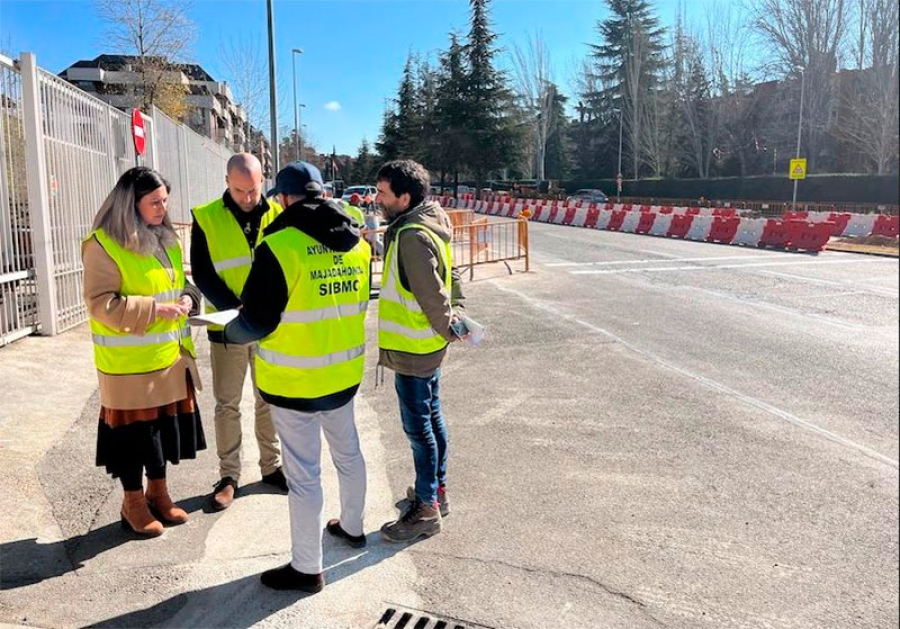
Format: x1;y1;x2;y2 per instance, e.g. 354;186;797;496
59;54;271;170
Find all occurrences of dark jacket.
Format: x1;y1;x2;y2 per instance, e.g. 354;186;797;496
190;191;277;343
223;196;362;411
379;200;464;377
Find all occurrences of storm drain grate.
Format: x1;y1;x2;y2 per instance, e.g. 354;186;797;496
374;606;484;629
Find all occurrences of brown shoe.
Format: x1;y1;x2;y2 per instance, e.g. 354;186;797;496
396;485;450;517
121;490;164;537
145;478;189;525
381;500;441;543
325;519;367;548
211;477;238;511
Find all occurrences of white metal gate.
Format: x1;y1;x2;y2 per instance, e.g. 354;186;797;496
0;52;235;346
1;54;38;345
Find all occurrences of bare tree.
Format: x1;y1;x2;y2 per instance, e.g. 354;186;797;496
510;31;555;180
837;0;898;173
672;3;755;178
95;0;196;119
748;0;849;171
218;35;270;140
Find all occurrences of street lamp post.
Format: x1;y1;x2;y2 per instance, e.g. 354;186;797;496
298;103;306;160
791;67;805;213
291;48;303;162
266;0;279;173
617;105;624;202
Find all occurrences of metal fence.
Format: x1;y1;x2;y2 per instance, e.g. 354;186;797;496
365;214;530;288
151;105;232;225
0;54;36;345
452;217;529;280
0;52;233;347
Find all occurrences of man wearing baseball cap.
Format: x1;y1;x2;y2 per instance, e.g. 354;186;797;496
225;161;371;593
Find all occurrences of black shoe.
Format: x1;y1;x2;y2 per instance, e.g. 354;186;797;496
211;477;238;511
261;467;288;492
260;563;324;593
325;519;367;548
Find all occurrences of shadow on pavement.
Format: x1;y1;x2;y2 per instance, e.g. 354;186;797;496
0;521;129;590
83;535;410;628
0;493;211;590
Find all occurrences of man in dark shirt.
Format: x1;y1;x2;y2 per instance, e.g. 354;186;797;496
191;153;286;511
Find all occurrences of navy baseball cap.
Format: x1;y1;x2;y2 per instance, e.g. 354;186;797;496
267;161;324;197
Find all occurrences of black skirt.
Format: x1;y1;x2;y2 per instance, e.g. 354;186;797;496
95;391;206;478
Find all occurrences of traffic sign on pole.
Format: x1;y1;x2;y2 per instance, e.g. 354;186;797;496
132;109;146;156
789;158;807;180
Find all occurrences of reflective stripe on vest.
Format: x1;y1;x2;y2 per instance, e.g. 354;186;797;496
87;229;195;375
258;344;365;369
255;226;371;400
378;224;452;355
280;301;368;324
92;326;191;347
192;197;282;330
212;255;253;273
154;288;182;302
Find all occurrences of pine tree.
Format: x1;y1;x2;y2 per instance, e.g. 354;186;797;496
377;55;422;162
353;139;378;184
543;85;571;181
463;0;521;192
433;33;470;188
589;0;666;179
376;106;401;163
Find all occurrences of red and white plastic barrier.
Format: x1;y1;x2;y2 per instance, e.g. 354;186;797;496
428;196;896;253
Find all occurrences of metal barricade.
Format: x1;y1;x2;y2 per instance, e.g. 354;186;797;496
446;209;474;228
366;216;530;287
453;216;529;280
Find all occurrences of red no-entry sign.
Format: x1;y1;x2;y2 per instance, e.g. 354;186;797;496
132;109;146;155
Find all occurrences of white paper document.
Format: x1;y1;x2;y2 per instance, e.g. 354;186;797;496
451;315;486;346
187;309;240;327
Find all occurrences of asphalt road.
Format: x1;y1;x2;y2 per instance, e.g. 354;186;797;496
1;221;897;629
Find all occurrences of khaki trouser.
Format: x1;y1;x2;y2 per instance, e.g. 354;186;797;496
210;341;280;481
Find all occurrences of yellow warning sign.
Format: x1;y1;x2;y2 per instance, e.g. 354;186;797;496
789;158;807;180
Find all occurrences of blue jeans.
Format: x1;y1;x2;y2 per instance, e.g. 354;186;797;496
395;369;448;505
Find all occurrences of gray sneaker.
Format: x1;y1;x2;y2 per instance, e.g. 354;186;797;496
395;485;450;517
381;500;442;543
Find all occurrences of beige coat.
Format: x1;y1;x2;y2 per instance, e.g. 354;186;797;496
82;236;202;411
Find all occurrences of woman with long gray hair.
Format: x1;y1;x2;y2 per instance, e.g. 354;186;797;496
82;166;206;537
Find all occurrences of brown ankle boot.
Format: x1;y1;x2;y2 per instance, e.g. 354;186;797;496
121;489;164;537
145;478;189;525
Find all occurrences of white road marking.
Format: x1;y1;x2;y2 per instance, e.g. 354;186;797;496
758;270;899;298
492;283;898;470
546;254;781;268
636;249;683;258
686;286;866;331
571;257;888;275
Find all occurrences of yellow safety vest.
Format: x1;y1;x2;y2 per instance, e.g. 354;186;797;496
255;227;371;399
87;229;195;375
378;224;452;354
342;201;366;226
192;197;282;330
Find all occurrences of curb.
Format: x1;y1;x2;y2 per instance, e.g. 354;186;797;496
825;243;899;258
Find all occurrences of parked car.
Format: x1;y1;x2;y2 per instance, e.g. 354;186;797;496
342;185;377;205
566;188;609;205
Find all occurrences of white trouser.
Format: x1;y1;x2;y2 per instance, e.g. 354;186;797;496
271;400;366;574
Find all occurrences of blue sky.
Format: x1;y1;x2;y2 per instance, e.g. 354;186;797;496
1;0;718;156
